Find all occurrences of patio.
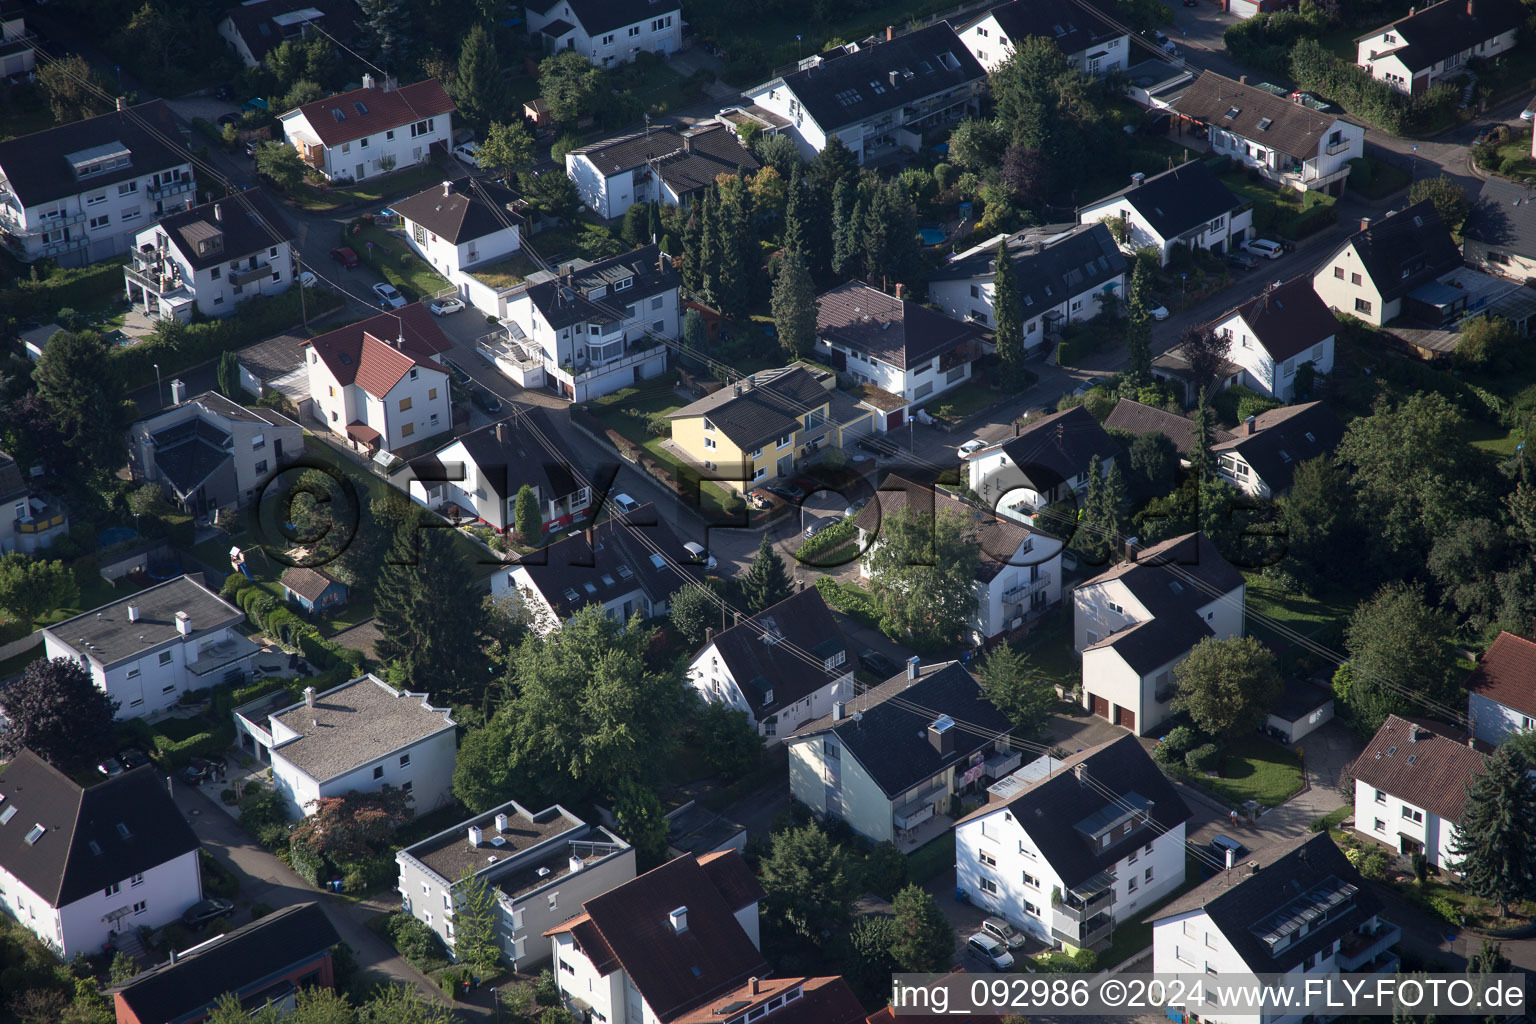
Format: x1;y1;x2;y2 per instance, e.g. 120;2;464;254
894;812;954;854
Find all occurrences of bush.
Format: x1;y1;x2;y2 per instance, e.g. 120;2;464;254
339;852;397;894
0;259;130;320
856;841;908;898
250;902;275;920
383;912;451;973
199;849;240;898
1153;725;1199;766
288;837;327;887
239;790;293;849
220;787;238;804
1185;743;1220;773
1236;393;1281;424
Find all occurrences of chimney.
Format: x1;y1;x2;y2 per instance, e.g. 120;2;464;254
569;854;584;874
1239;75;1247;84
116;96;125;113
1131;172;1146;188
442;180;453;198
561;263;574;284
495;421;507;444
468;825;483;846
128;605;140;623
705;626;715;644
927;716;955;755
213;203;222;223
734;384;744;397
886;24;894;40
1359;216;1372;233
894;282;904;300
1409;724;1419;743
170;379;188;406
1467;0;1474;15
889;70;899;88
362;73;375;91
1073;762;1089;787
174;610;191;637
1125;536;1140;562
833;700;846;721
682;133;692;153
584;526;595;547
185;197;194;211
906;655;920;680
304;685;316;707
750;978;760;996
495;812;509;832
1469;735;1477;749
1245;414;1257;435
668;906;689;934
383;75;398;92
169;949;178;965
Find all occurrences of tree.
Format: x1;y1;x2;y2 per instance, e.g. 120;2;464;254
992;239;1025;383
889;884;955;973
1338;582;1458;734
1408;174;1470;233
690;700;765;780
742;533;793;613
1073;456;1127;565
1177;327;1228;397
1455;315;1518;368
1279;455;1357;591
290;787;414;860
831;177;862;281
358;985;456;1024
748;166;788;222
1450;745;1536;917
977;642;1055;735
1126;430;1178;502
783;167;831;281
108;952;138;985
519;168;580;220
1171;635;1283;744
34;330;128;478
866;506;981;652
1188;399;1217;480
668;584;715;647
0;658;119;773
1124;262;1153;381
947;117;1005;171
373;521;486;705
1428;517;1508;631
711;175;756;316
254;142;307;192
758;822;854;942
454;23;506;131
513;484;543;544
844;916;900;1005
771;250;818;358
450;870;501;973
356;0;414;71
452;713;516;812
620;202;652;247
476;120;535;182
0;554;77;627
810;135;859;192
1000;145;1046;207
538;50;603;124
217;350;241;399
614;778;669;868
681;307;708;360
37;54;109;124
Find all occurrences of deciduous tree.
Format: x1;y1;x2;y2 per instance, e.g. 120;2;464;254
1177;327;1228;398
290;787;414;861
0;554;77;627
0;658;119;773
1408;174;1470;233
758;822;854;943
254;142;307;192
614;778;669;869
889;884;955;973
1338;582;1458;734
34;330;129;478
537;50;603;123
1171;635;1283;744
476;120;535;182
37;54;110;124
866;506;980;652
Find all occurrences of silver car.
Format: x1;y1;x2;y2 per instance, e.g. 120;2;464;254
966;932;1016;971
982;916;1029;950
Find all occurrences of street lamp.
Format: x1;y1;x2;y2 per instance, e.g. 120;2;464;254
1411;144;1418;182
153;363;163;407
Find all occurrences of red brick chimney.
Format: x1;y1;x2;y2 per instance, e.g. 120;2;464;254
885;24;894;40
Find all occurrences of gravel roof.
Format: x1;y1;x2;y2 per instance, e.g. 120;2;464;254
269;675;455;783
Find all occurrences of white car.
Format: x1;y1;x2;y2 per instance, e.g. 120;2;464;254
454;140;481;165
1245;238;1284;260
611;493;642;514
966;932;1016;972
298;270;317;288
683;541;718;570
1147;303;1170;321
429;297;465;316
957;438;988;457
372;282;406;309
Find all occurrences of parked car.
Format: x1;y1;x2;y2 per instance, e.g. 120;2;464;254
1210;834;1248;864
1227;251;1257;270
214;83;234;102
182;899;235;928
843;497;870;518
957;437;988;457
765;481;805;501
803;516;833;539
683;541;718;570
181;757;220;785
429;297;465;316
116;748;150;771
982;916;1029;951
329;246;359;269
96;757;124;777
1147;303;1170;321
858;648;899;678
372;282;406;309
748;489;774;510
966;932;1016;972
1245;238;1284;260
471;387;502;414
298;270;318;288
454;140;481;165
611;492;642;513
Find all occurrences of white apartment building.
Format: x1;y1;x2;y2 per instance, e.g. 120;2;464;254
392;179;523;307
954;0;1129;74
525;0;683;64
1349;715;1487;871
279;76;454;183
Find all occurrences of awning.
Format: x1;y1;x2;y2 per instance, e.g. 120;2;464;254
345;421;381;444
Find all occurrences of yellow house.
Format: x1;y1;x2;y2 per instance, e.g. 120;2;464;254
669;365;857;490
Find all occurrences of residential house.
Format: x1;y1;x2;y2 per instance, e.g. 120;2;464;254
279;566;348;615
524;0;683;64
1212;401;1346;498
955;736;1191;951
1076;161;1251;266
236;330;313;417
402;409;590;532
395;799;634;969
1311;202;1461;326
111;903;342;1024
742;24;986;164
304;304;453;453
1073;532;1246;735
1466;630;1536;745
217;0;354;68
544;852;768;1023
852;474;1064;641
686;588;856;741
128;390;303;515
954;0;1128;75
1171;72;1364;194
1355;0;1523;96
1463;175;1536;281
1104;398;1235;463
815;281;985;431
864;972;1011;1023
0;448;68;554
1206;276;1338;401
1351;715;1489;870
0;99;196;266
492;504;699;633
963;405;1120;523
0;1;35;78
787;659;1018;850
0;751;202;959
1148;346;1245;406
237;675;458;818
279;76;454;183
567;123;759;219
501;245;677;401
1151;832;1401;1024
667;364;873;488
41;574;257;718
392;178;522;307
928;222;1128;352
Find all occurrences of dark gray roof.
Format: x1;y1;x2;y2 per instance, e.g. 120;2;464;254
112;903;341;1023
573;124;758;192
1084;612;1215;674
525;245;680;332
1173;72;1362;159
237;332;309;384
402;799;585;883
793;661;1014;798
407;408;579;503
764;24;984;133
41;574;243;669
150;390;300;427
666;366;831;451
958;735;1191;888
1149;832;1382;973
1082;160;1243;241
705;589;854;717
526;0;681;35
219;0;356;65
993;405;1122;492
391;178;522;245
1357;0;1525;74
1464;175;1536;261
1211;401;1345;493
817;281;984;369
956;0;1124;56
150;420;230;498
929;223;1128;312
540;17;576;35
152;191;290;272
1318;200;1460;302
1211;276;1340;363
516;502;699;619
0;751;199;907
1270;677;1332;722
1104;398;1235;457
0;100;189;209
852;473;1043;585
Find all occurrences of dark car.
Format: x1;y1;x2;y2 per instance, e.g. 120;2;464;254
116;748;150;771
182;757;221;786
765;482;805;501
182;898;235;928
329;246;360;269
856;437;884;456
803;516;832;539
96;757;124;777
1210;834;1248;865
472;387;503;414
858;648;900;678
1227;251;1257;270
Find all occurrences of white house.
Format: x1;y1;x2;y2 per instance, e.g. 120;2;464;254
1073;532;1246;736
928;222;1128;352
1152;832;1401;1024
1076;161;1251;267
395;800;634;969
391;178;523;304
0;448;68;555
1171;72;1365;194
500;245;677;401
686;588;856;742
241;675;458;819
1212;402;1346;499
1207;277;1337;402
566;123;758;219
954;0;1129;75
1311;202;1461;326
853;474;1064;642
41;573;257;719
217;0;352;68
304;304;453;453
279;76;454;183
524;0;683;65
1351;715;1489;871
1355;0;1523;96
123;192;294;321
545;852;768;1023
963;405;1120;524
0;752;202;959
0;2;36;78
401;409;592;533
742;24;986;164
1466;630;1536;746
815;282;985;432
0;99;196;266
955;735;1191;951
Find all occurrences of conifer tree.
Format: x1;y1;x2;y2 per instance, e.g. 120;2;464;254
1450;745;1536;918
831;178;862;280
772;250;819;359
742;533;793;613
373;520;484;704
992;239;1025;383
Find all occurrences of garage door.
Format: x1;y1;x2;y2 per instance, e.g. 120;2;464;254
1118;706;1137;732
886;409;904;431
1092;695;1110;719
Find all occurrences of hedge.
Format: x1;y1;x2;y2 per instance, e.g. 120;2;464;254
1186;743;1221;774
2;258;128;320
796;516;856;562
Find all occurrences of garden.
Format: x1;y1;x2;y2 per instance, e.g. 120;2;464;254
341;219;452;302
1219;169;1338;242
1154;726;1306;810
298;164;449;214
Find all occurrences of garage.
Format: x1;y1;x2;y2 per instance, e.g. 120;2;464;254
1116;706;1137;732
886;408;904;431
1264;678;1335;744
1092;694;1110;719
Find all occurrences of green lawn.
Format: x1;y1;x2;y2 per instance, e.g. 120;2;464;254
0;85;60;143
343;223;451;302
1220;171;1337;240
1347;155;1412;200
1188;734;1306;809
1015;613;1079;695
610;61;697;117
1242;572;1352;677
0;639;44;680
29;569;146;630
468;253;542;289
906;830;956;884
922;379;1004;424
586;388;744;519
298;164;450;213
1466;418;1524;457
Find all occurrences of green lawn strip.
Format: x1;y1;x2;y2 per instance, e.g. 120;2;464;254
299;164;449;213
1241;571;1352;675
1015;614;1079;695
906;830;956;884
923;379;1004;424
32;569;145;630
586;389;743;519
1466;418;1522;457
611;62;695;115
816;577;881;631
1176;735;1305;809
1347;156;1411;200
1310;804;1353;832
343;222;451;302
468;253;541;289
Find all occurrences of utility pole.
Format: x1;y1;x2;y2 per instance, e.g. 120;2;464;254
297;257;309;329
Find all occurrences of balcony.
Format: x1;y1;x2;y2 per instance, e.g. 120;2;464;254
1001;572;1053;605
1336;920;1401;971
1279;161;1351;192
230;262;272;287
983;749;1022;778
893;784;949;829
1051;911;1113;949
1325;139;1353;155
19;211;87;235
0;31;36;58
15;497;65;535
563;337;665;383
1051;885;1116;923
148;178;194;202
187;633;261;680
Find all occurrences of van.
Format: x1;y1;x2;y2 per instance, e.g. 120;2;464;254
1210;834;1248;864
1246;238;1284;260
967;932;1016;972
682;541;717;570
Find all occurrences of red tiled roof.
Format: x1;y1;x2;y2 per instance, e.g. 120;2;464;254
698;849;766;911
1211;275;1338;363
865;971;1011;1022
1465;631;1536;720
676;977;865;1024
1349;715;1489;824
305;304;451;399
289;79;455;148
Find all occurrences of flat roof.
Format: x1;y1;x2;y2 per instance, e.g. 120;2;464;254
269;675;455;783
404;801;582;882
496;830;627;901
43;574;242;667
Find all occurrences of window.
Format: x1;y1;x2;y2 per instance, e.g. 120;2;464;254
1177;945;1196;966
444;892;452;910
104;882;120;897
88;214;110;229
548;893;559;911
402;422;414;437
212;267;222;280
1127;876;1138;893
428;388;438;400
399;397;413;411
373;765;384;780
1374;818;1386;832
1023;900;1040;916
1334;266;1345;280
162;683;176;694
387;130;395;140
559;959;576;975
970;284;981;298
978;877;999;894
409;368;418;380
119;181;138;196
602;32;614;43
360;136;370;148
1145;867;1154;882
704;437;717;450
127;668;140;680
1375;788;1386;804
1351;272;1362;286
1354;298;1372;315
400;753;411;767
410;118;436;137
132;901;147;915
1402;806;1423;824
1022;871;1039;888
130;873;143;886
254;460;268;475
979;850;997;867
87;193;107;206
629;24;640;35
651;295;663;310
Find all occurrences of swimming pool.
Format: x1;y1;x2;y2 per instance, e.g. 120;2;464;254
918;228;946;245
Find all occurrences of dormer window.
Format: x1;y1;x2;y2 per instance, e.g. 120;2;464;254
614;275;634;291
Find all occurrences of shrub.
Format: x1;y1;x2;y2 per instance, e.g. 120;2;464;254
856;841;908;898
1185;743;1220;773
384;912;451;973
199;849;240;898
288;837;327;887
239;790;293;849
220;788;238;804
1236;393;1282;424
339;852;397;894
220;574;253;599
0;259;129;320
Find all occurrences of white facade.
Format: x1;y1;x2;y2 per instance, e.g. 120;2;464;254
526;1;682;66
0;162;194;267
965;444;1112;517
1207;120;1363;193
930;270;1124;352
955;12;1128;74
0;7;36;77
1469;690;1535;746
814;338;972;420
1079;197;1251;268
1356;19;1518;95
1351;779;1461;870
280;86;452;183
566;154;640;221
306;344;451;451
686;643;855;741
125;218;294;320
404;443;593;533
402;207;521;283
503;280;675;402
1211;312;1336;404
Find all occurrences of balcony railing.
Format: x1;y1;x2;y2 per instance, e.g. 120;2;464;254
1051;912;1113;948
21;211;86;234
1051;886;1116;923
148;178;194;202
16;511;65;534
1325;139;1353;155
566;338;665;382
230;262;272;287
1002;572;1053;605
1337;921;1401;970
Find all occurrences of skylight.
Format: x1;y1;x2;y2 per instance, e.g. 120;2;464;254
650;553;666;569
116;822;132;838
1225;107;1240;119
0;806;15;825
354;101;369;115
583;582;598;594
1256;117;1273;130
331;108;346;121
24;824;44;845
